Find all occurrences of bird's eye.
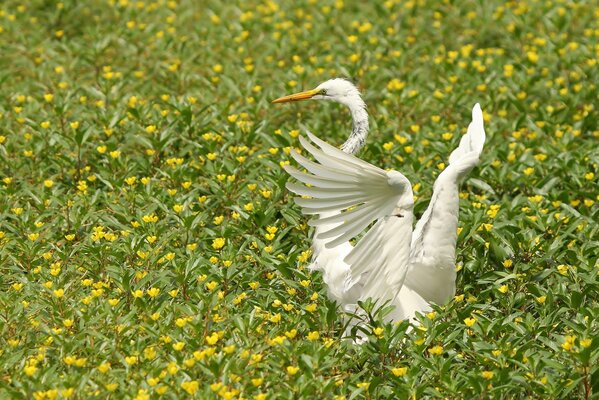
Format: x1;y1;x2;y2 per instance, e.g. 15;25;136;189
320;89;327;95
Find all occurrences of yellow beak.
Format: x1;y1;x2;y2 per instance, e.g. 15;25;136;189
271;88;321;104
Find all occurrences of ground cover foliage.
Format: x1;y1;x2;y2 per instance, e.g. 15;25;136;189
0;0;598;398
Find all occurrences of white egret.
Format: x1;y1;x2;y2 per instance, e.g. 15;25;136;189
272;78;486;330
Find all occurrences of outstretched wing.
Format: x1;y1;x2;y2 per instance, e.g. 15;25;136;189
448;103;486;166
406;103;486;304
285;132;414;301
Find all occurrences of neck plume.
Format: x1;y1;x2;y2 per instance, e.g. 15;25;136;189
340;98;369;155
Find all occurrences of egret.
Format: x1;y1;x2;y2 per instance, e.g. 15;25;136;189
272;78;486;332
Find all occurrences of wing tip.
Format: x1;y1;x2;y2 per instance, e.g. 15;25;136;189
472;103;482;118
285;181;304;194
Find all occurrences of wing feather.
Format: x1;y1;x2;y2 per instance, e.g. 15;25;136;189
285;183;364;198
307;131;382;171
298;136;377;173
289;149;358;182
294;195;369;211
285;132;414;302
316;207;380;247
448;103;485;165
284;165;359;189
349;215;414;302
407;104;486;305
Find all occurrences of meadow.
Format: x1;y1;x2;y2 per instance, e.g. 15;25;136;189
0;0;598;398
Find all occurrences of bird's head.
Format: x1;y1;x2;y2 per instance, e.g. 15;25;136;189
272;78;365;109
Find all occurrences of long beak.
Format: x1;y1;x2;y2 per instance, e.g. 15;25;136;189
271;88;321;104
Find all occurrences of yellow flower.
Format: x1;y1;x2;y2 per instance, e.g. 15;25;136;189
264;233;275;241
252;378;263;387
286;366;300;375
527;51;539;63
134;389;149;400
206;332;220;345
142;213;159;223
172;342;185;351
181;381;199;395
147;287;160;298
481;370;494;379
428;345;443;355
53;288;65;298
387;78;406;91
561;341;573;352
464;317;476;327
557;265;569;276
498;284;509;294
268;313;281;324
223;345;235;354
97;362;111;373
391;367;407;377
212;237;225;250
307;331;320;341
125;355;138;365
305;303;317;313
105;383;118;391
23;364;38;376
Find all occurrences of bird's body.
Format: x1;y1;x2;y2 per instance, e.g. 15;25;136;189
272;78;486;331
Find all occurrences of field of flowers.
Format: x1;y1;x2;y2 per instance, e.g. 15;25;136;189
0;0;598;398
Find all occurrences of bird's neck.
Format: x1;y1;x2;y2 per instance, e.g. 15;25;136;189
340;101;369;155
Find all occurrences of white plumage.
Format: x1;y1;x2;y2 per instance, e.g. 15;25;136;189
272;79;486;331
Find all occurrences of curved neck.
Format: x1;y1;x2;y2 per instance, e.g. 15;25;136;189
340;101;369;155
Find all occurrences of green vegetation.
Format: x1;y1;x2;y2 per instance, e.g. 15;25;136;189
0;0;597;398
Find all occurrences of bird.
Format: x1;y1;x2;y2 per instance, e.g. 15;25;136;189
272;78;486;334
